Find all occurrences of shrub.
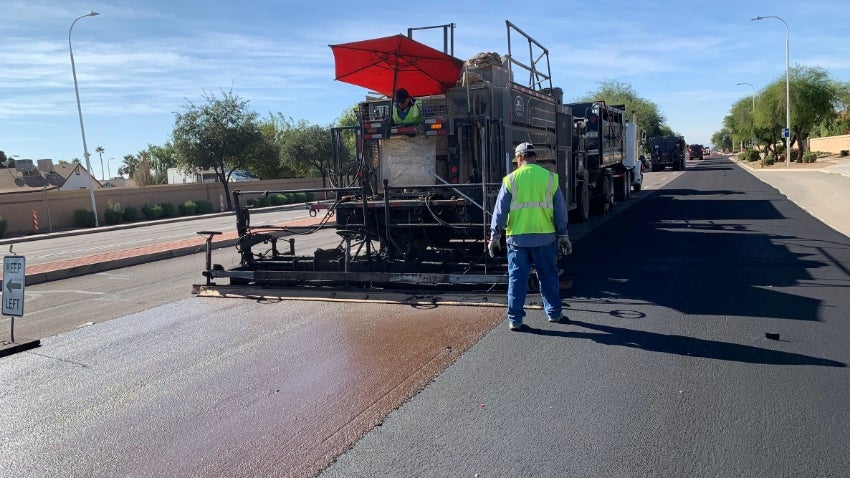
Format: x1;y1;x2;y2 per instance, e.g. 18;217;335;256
247;196;269;208
104;199;125;225
160;203;175;217
841;150;849;157
738;149;760;162
194;200;214;214
178;200;197;215
0;216;6;238
802;151;818;163
761;155;776;167
292;192;308;202
142;204;163;220
123;206;137;222
270;194;288;206
73;208;97;227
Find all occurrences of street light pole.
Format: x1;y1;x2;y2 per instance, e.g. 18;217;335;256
736;82;756;150
752;15;791;168
107;157;115;186
69;11;100;226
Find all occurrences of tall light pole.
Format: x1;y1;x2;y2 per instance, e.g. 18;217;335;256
736;82;756;150
69;11;100;226
107;157;115;186
752;15;791;168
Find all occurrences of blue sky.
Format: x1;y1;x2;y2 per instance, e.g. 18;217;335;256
2;0;848;175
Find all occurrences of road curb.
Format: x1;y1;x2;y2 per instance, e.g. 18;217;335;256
23;237;240;286
0;338;41;357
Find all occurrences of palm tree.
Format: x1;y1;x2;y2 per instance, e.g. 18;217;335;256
119;154;138;179
95;146;105;180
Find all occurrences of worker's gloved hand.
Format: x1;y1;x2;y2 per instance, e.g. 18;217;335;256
557;235;572;256
487;236;501;258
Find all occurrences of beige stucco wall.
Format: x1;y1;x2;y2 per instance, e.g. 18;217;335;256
808;134;850;154
0;178;323;237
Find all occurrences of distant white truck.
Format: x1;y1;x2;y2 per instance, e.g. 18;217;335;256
167;168;233;184
624;121;644;192
167;168;259;184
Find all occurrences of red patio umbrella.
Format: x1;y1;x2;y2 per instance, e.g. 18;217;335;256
329;34;464;98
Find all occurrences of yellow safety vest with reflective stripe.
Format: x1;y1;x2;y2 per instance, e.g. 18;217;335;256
393;100;424;124
503;163;557;237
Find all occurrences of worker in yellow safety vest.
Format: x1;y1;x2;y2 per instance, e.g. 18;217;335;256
488;142;572;331
392;88;424;124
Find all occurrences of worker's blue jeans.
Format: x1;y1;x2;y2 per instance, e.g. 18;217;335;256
506;241;562;325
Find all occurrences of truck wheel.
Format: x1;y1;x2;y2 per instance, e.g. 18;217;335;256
592;176;613;215
614;174;626;202
569;181;590;223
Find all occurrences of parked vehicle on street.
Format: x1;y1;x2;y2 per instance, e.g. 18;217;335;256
649;136;686;171
689;144;705;160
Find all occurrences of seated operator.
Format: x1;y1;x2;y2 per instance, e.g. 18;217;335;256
392;88;426;124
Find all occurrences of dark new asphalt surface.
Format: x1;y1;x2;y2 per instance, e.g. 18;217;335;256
319;156;850;477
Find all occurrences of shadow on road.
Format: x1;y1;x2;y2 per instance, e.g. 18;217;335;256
518;320;846;367
565;167;850;321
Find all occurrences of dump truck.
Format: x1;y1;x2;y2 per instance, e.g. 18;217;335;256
648;135;686;171
194;21;637;298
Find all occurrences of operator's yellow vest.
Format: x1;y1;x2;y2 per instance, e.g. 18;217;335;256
503;164;557;236
393;100;424;124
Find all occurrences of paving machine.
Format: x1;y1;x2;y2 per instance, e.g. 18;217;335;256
195;22;599;298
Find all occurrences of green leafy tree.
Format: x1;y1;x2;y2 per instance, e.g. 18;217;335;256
330;106;360;187
711;128;733;152
145;143;178;184
251;114;288;180
719;67;849;160
754;66;838;161
259;114;335;184
727;97;765;150
0;151;7;167
280;120;333;186
171;90;268;210
574;80;669;139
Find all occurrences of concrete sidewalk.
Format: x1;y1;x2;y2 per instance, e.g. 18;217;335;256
735;154;850;239
0;204;313;286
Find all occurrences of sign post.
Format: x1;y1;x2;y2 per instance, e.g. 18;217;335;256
3;255;26;343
